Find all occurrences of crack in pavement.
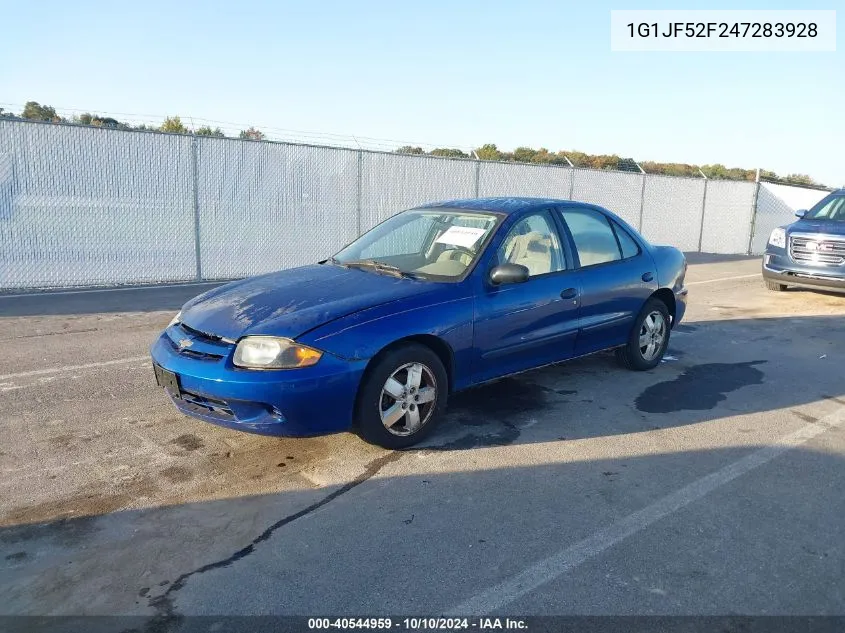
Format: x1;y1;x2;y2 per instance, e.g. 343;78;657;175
142;451;402;632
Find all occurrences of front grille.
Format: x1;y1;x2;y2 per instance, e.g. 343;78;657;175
789;235;845;267
178;391;235;418
179;322;229;344
166;322;232;361
165;335;224;360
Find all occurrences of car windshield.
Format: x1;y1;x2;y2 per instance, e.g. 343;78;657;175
332;209;500;280
804;195;845;221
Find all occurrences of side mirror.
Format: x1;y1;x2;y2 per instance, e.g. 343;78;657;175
795;209;808;219
490;263;529;285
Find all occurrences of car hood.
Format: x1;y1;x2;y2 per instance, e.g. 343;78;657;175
180;264;433;341
789;219;845;237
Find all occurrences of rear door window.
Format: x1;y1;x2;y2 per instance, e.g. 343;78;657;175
558;208;622;268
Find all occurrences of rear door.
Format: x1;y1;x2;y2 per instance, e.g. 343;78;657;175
554;205;657;355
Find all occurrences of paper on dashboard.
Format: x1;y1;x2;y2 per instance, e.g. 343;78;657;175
434;226;487;249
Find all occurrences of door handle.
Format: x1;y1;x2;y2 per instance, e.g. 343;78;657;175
560;288;578;299
641;272;654;282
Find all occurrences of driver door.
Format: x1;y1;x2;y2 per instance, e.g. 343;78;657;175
472;210;581;383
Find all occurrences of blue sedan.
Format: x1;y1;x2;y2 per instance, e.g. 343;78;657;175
151;198;688;448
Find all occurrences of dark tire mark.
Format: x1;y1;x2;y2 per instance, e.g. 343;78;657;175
160;466;193;484
448;378;551;417
422;377;569;450
791;410;818;424
170;434;203;452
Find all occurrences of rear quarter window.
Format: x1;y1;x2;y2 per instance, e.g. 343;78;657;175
612;221;641;259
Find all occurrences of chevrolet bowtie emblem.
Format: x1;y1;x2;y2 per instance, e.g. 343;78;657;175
178;338;193;349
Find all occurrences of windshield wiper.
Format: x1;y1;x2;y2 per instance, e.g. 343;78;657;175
341;259;420;279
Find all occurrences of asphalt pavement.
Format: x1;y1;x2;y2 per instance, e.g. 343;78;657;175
1;255;844;620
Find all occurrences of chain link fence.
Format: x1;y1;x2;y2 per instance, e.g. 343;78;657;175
0;118;822;289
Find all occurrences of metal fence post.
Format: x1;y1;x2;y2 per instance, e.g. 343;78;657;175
191;135;202;281
356;150;363;236
474;160;481;198
697;178;708;253
568;167;575;200
637;173;647;232
747;180;762;255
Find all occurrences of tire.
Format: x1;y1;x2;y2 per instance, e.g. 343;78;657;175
765;279;787;291
356;343;448;449
615;298;671;371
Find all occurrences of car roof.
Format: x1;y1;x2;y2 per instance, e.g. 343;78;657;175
416;197;586;216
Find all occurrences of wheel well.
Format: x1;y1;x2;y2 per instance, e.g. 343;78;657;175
651;288;677;324
353;335;455;427
378;335;454;393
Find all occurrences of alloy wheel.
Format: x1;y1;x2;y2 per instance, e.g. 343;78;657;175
379;362;437;436
638;311;667;361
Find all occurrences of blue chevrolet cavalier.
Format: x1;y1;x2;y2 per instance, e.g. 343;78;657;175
151;198;688;448
763;189;845;293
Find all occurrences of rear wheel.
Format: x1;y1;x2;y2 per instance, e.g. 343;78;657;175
765;279;787;291
616;298;671;371
356;343;447;449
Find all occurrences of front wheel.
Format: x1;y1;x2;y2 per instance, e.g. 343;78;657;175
616;298;671;371
356;343;448;449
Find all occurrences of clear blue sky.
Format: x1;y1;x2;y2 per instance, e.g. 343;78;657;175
1;0;842;185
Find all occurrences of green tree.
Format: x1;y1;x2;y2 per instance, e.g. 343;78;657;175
617;157;641;173
429;148;468;158
21;101;60;121
700;164;755;181
512;146;539;163
196;126;225;137
71;113;126;129
547;151;572;166
160;116;188;134
783;173;815;186
641;162;700;178
239;126;265;141
396;145;424;154
474;143;502;161
564;150;590;168
529;148;557;164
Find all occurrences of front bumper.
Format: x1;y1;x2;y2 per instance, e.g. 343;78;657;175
674;286;688;327
150;326;367;436
762;251;845;293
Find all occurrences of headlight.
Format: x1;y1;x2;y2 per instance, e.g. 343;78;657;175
233;337;323;369
168;311;182;328
768;228;786;249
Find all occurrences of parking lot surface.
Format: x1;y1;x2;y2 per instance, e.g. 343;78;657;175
1;254;844;618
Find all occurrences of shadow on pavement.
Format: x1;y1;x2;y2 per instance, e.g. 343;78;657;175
1;443;843;620
1;312;845;620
